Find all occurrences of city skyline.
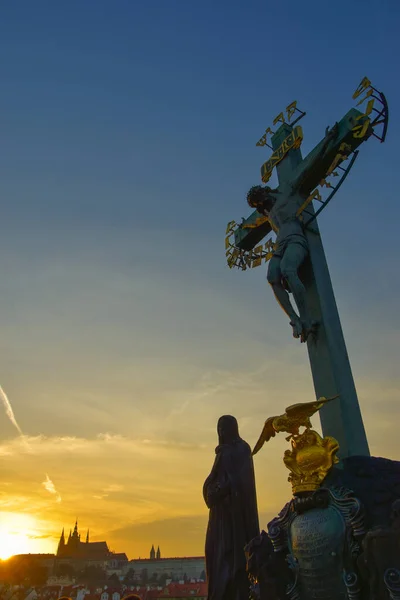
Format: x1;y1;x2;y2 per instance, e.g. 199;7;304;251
0;0;399;561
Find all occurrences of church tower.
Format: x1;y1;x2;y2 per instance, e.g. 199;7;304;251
150;544;155;560
86;529;89;543
156;546;161;560
69;519;81;556
57;528;65;556
72;519;80;540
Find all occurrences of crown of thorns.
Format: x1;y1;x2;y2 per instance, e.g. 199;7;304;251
246;185;270;207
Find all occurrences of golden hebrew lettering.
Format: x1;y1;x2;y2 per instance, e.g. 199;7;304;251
352;116;370;139
260;126;303;183
282;131;295;152
353;76;371;100
273;112;285;126
363;98;374;116
320;179;333;189
277;144;285;159
296;188;322;217
252;245;263;268
256;127;274;147
356;88;373;106
311;189;322;202
225;220;236;234
352;93;374;140
286;101;297;122
293;136;302;149
225;237;231;250
227;248;240;268
326;143;351;175
326;154;343;175
264;238;275;253
256;134;267;147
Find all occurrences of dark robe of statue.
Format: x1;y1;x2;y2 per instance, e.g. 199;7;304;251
203;415;260;600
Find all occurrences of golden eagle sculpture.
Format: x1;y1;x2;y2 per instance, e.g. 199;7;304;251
252;395;339;455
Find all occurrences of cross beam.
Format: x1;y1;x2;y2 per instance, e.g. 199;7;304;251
235;108;369;251
238;108;371;459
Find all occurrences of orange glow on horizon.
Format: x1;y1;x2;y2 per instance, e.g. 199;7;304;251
0;513;54;559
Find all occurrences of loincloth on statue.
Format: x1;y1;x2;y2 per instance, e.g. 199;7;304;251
273;234;308;259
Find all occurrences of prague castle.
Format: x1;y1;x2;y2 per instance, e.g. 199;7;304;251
53;521;204;581
57;520;110;560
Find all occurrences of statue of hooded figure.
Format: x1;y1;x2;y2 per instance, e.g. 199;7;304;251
203;415;260;600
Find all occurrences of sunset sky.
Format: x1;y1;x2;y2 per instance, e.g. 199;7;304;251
0;0;399;561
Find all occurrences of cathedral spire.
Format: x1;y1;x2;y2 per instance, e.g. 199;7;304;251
57;528;65;556
156;545;161;560
86;529;89;544
150;544;155;560
72;519;80;540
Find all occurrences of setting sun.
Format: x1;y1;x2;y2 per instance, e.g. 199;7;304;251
0;513;51;560
0;530;30;560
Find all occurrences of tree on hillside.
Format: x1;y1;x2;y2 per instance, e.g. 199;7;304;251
79;564;106;583
56;563;75;578
123;568;135;584
140;568;148;585
1;557;48;587
28;563;48;587
158;574;168;587
150;571;158;584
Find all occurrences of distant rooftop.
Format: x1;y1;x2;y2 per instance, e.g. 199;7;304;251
130;556;205;562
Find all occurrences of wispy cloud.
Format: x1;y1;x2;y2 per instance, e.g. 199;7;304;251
0;433;206;458
103;484;124;493
42;474;62;503
0;384;31;451
0;385;63;505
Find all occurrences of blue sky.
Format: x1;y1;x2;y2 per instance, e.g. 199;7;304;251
0;0;399;558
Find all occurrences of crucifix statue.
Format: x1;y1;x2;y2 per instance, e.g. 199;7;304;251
246;124;339;343
226;77;389;459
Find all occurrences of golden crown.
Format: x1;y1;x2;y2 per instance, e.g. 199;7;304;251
252;396;341;495
284;429;339;494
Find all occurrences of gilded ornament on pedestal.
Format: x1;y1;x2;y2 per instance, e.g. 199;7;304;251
252;396;340;494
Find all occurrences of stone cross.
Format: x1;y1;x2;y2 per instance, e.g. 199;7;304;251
233;98;385;459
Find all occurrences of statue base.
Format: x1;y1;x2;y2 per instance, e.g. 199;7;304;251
246;456;400;600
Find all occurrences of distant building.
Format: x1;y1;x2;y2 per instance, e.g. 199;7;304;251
107;553;129;570
57;522;110;561
8;553;56;578
126;547;205;582
11;554;56;569
46;574;75;586
12;528;204;586
33;582;207;600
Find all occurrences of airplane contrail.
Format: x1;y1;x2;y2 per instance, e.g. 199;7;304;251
0;383;25;437
0;384;62;501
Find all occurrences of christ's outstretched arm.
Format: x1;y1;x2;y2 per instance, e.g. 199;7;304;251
293;123;339;193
